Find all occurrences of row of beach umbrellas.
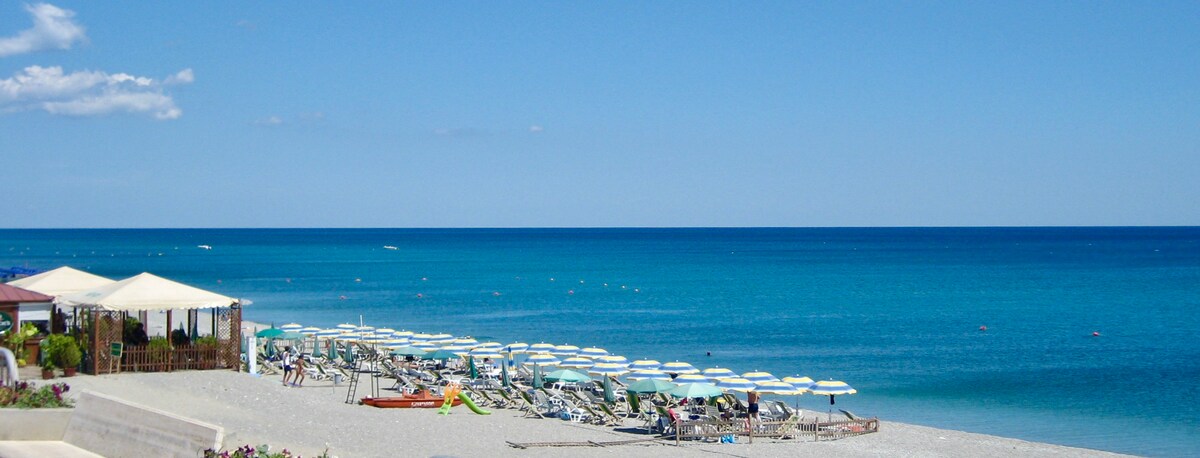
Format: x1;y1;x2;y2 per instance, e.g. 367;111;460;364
253;322;858;404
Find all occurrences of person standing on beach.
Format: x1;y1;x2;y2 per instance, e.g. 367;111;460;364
747;390;761;420
281;347;294;386
292;353;306;387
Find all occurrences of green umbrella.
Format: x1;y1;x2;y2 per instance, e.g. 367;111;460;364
256;327;284;338
626;379;677;394
344;342;354;363
280;331;306;340
501;360;511;387
390;346;427;357
468;357;478;379
312;338;323;358
603;377;616;403
669;382;724;399
544;369;592;384
425;350;458;360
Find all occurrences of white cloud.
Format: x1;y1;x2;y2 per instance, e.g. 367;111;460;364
0;3;87;57
165;68;194;85
529;124;544;133
253;115;283;126
0;65;192;119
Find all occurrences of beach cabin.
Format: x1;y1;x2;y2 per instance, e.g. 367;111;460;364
53;272;243;375
0;283;55;362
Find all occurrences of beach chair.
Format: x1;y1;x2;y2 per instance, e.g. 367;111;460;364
773;411;803;439
653;406;680;436
516;390;546;419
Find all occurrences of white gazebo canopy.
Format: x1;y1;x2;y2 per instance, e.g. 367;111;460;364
8;266;116;296
56;272;239;311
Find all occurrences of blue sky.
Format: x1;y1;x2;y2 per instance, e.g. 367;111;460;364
1;2;1197;228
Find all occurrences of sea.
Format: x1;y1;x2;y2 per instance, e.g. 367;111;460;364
2;227;1197;456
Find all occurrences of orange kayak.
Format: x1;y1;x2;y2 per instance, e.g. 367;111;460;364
361;391;462;408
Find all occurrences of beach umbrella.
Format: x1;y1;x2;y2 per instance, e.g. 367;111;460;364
588;363;630;376
468;357;478;379
741;371;779;383
280;323;303;331
550;345;580;357
255;327;284;338
452;337;479;347
361;335;388;344
716;377;757;392
528;343;556;353
503;342;529;354
428;334;455;344
391;346;427;357
810;380;856;405
544;369;592;384
559;357;594;369
628;369;671;381
410;333;433;342
468;348;503;359
756;381;803;394
311;339;323;357
443;345;472;356
280;331;306;340
597;355;629;365
343;342;355;363
424;349;459;360
702;367;737;381
524;353;561;367
392;330;414;338
661;361;699;374
336;334;360;342
356;326;375;333
336;323;357;330
501;361;511;388
411;342;438;350
674;374;709;383
577;347;609;358
374;328;396;335
629;360;662;371
299;327;321;335
474;342;503;350
383;338;411;347
782;376;815;392
669;382;724;399
315;329;341;338
626;379;677;394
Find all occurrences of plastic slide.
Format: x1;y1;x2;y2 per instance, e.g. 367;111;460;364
457;393;492;415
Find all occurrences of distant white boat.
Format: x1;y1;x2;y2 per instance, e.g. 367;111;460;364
197;245;213;250
383;246;398;250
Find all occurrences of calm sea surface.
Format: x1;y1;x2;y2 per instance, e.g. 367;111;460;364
2;228;1197;456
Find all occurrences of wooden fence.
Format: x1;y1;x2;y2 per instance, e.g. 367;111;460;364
675;416;878;444
119;344;226;372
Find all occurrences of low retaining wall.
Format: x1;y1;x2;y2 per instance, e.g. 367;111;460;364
0;409;72;440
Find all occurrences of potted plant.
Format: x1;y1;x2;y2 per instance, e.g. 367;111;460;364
3;323;38;367
60;339;82;377
148;337;172;371
41;361;56;380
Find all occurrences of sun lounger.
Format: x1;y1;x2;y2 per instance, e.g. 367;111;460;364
516;390;546;418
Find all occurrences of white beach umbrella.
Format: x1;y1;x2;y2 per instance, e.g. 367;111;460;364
356;326;375;333
336;334;361;343
559;357;595;369
661;361;699;374
410;333;433;342
411;342;438;350
523;353;561;367
392;330;414;338
701;367;737;381
674;374;709;383
577;347;609;358
628;369;671;381
782;376;815;392
374;328;397;335
588;363;630;376
452;337;479;347
443;345;472;356
503;342;529;354
299;326;321;335
428;334;455;344
756;381;803;394
629;360;662;371
741;371;779;383
361;335;388;344
468;348;503;359
336;323;357;330
528;343;556;353
474;342;503;350
597;355;629;365
715;377;758;392
280;323;303;331
550;345;580;357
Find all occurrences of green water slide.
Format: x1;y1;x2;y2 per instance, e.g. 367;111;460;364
457;393;491;415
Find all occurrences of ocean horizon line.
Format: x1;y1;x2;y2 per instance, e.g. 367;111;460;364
1;225;1198;231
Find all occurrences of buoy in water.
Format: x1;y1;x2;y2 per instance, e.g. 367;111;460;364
567;290;574;295
979;325;987;332
1092;331;1100;337
339;295;347;300
492;291;501;296
416;293;423;298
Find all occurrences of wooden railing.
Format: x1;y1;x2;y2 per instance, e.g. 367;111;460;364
120;344;227;373
675;416;878;444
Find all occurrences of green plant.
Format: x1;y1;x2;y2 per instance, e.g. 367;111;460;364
0;382;74;408
60;339;82;369
3;323;38;361
148;337;172;362
41;360;56;371
203;444;329;458
195;335;219;346
171;326;191;346
42;334;73;368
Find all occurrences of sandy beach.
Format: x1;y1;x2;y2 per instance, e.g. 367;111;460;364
49;368;1131;458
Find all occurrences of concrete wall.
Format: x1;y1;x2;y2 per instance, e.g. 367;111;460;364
63;391;224;458
0;409;72;440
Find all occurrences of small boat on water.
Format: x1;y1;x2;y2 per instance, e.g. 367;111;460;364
360;391;461;408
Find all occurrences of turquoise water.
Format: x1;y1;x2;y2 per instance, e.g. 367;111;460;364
2;228;1198;456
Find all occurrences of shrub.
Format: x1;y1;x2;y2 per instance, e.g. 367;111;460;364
195;335;219;346
60;340;82;369
0;382;73;408
42;334;77;368
171;327;191;346
203;444;329;458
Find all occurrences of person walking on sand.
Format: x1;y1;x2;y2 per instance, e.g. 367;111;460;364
292;353;306;387
281;346;294;386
